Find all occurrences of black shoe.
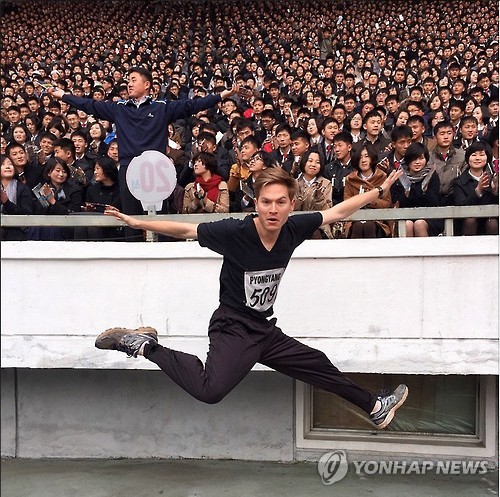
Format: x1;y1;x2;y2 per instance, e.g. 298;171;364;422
370;384;408;429
95;327;158;358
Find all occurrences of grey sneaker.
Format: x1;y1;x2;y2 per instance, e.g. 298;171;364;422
95;327;158;358
370;384;408;429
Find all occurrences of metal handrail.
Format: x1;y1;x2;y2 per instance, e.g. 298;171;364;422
1;205;498;238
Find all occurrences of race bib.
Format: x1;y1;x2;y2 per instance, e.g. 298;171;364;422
244;267;285;312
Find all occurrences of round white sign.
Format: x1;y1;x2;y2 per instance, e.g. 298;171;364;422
126;151;177;211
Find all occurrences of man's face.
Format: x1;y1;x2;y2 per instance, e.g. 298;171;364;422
28;100;40;112
40;137;55;154
291;138;309;157
435;126;454;148
253;100;264;114
344;99;356;113
127;72;150;99
333;108;346;124
67;114;81;129
261;116;275;131
240;142;258;161
107;142;119;162
222;101;236;116
276;130;291;148
333;140;352;162
319;101;333;117
449;106;464;122
53;145;72;164
460;121;478;141
386;99;399;114
364;116;382;136
409;121;425;142
71;135;86;155
488;101;499;119
254;183;294;235
479;77;491;90
423;81;434;94
394;136;412;156
322;121;340;141
8;109;20;124
439;89;451;103
237;127;253;142
407;104;423;116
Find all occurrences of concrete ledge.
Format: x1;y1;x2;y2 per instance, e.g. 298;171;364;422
2;237;498;374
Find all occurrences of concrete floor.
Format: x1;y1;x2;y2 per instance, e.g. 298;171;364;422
1;458;498;497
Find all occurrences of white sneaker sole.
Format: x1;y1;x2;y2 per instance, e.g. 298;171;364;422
375;386;409;430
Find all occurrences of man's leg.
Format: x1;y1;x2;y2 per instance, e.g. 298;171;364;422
145;309;266;404
259;327;377;413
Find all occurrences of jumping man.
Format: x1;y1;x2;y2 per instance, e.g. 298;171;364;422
96;167;408;429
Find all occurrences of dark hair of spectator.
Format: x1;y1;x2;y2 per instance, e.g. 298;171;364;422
465;141;493;166
95;155;119;183
192;151;218;173
351;145;378;173
391;125;413;142
404;142;430;165
299;147;325;176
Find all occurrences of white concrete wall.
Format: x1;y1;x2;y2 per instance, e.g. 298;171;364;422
1;237;498;460
1;237;498;374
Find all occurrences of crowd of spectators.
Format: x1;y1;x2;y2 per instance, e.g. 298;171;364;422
1;0;498;241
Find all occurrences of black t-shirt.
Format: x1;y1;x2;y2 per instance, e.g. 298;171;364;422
197;212;323;319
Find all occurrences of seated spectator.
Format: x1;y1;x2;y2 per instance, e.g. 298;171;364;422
290;130;311;178
390;143;443;237
5;141;43;189
429;120;466;205
53;137;91;190
319;117;340;165
408;115;436;151
353;109;391;157
345;111;365;143
9;123;31;149
270;123;294;170
343;145;393;238
293;148;333;239
86;121;109;157
74;156;123;241
305;116;323;147
227;135;260;193
182;152;229;214
106;138;119;164
323;131;354;205
453;141;499;235
378;125;413;175
230;150;276;213
0;154;35;240
33;157;83;240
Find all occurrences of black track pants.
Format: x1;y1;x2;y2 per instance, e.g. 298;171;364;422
146;305;377;412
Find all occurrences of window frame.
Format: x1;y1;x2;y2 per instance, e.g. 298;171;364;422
295;375;497;459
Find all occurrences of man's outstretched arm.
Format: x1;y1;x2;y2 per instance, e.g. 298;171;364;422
321;170;402;225
104;206;198;239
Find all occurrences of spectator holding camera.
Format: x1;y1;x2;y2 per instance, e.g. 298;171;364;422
74;156;122;241
182;152;229;214
33;157;83;240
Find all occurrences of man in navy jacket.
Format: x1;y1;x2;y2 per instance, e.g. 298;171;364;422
50;67;238;239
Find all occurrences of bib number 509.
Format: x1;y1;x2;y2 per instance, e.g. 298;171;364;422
248;284;278;308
